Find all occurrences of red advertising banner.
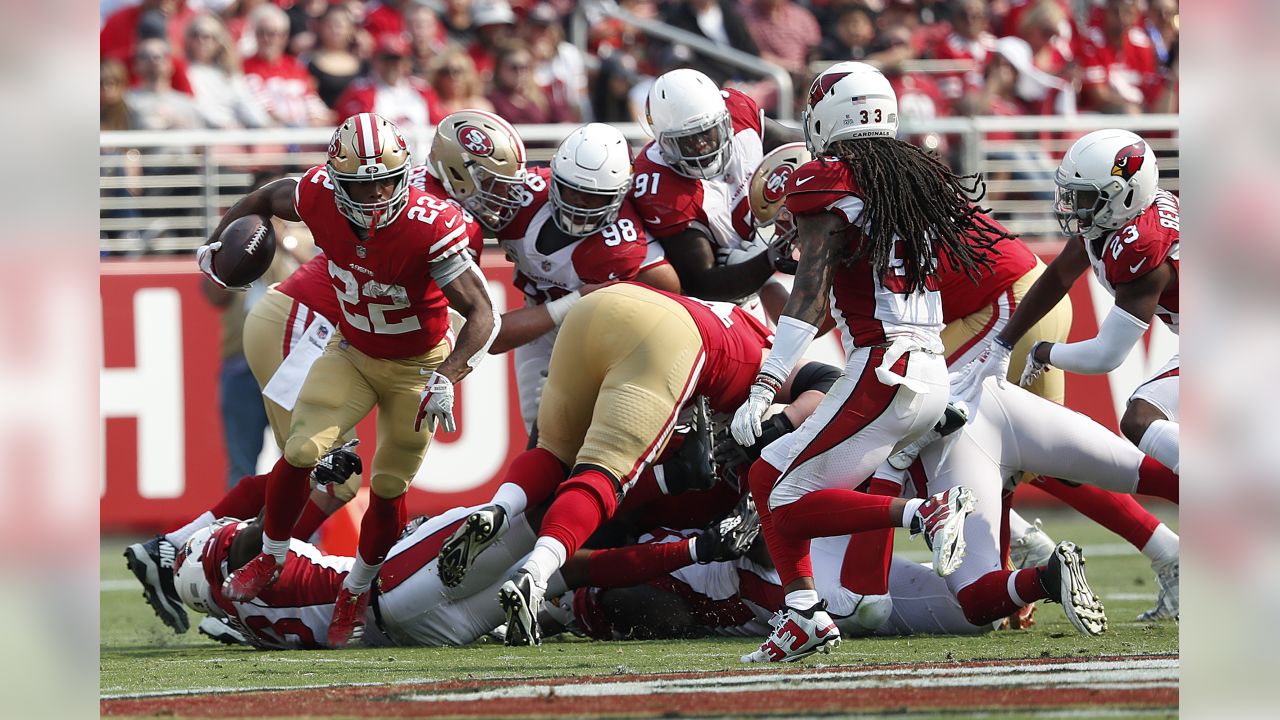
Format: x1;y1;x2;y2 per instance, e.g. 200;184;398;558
100;251;1177;534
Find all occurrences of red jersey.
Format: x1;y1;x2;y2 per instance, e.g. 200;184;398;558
937;218;1037;323
497;167;656;303
275;253;342;324
200;521;358;650
243;54;327;127
408;165;485;261
1081;190;1180;334
783;158;944;353
294;165;469;358
631;89;764;252
333;77;441;129
1079;26;1163;111
929;31;998;101
647;287;774;412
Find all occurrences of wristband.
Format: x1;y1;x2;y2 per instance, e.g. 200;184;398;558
545;290;582;326
993;335;1014;351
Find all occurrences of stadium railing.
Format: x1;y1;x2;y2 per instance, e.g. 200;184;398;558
99;114;1177;255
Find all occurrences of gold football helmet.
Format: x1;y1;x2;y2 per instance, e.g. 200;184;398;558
430;110;527;231
327;113;413;229
748;142;811;274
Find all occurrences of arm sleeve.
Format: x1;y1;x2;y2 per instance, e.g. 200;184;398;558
1048;305;1149;374
758;316;819;384
428;250;472;287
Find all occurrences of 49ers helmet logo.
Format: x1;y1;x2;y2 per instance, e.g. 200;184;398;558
808;72;852;107
326;131;342;159
457;125;494;157
763;165;793;202
1111;140;1147;180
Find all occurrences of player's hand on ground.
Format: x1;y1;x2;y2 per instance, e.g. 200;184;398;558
415;372;456;433
950;340;1011;410
731;376;779;447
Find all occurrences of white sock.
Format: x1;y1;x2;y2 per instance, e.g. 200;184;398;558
522;537;567;584
785;589;820;611
1007;509;1032;540
1141;523;1179;565
164;511;215;548
343;552;382;594
492;482;529;518
902;498;925;528
262;533;290;564
1138;419;1179;474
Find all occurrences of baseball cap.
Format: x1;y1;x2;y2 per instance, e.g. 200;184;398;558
375;33;411;58
472;0;516;27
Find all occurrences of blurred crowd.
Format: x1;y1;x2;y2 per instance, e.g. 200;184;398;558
101;0;1179;139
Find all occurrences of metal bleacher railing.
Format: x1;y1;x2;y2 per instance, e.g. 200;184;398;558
99;114;1177;255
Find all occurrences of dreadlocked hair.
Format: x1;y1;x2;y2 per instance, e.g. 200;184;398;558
825;137;1009;294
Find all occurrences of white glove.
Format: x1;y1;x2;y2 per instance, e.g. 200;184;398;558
950;340;1011;409
195;241;246;290
1019;342;1050;388
415;371;456;433
731;377;780;447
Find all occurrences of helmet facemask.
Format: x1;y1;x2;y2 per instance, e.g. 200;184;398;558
757;206;799;274
658;111;733;179
1054;180;1112;236
331;164;411;231
462;163;525;231
550;174;628;237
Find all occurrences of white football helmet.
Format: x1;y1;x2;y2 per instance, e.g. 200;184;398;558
1053;129;1159;235
802;61;898;155
174;525;220;616
748;142;812;273
327;113;413;230
431;109;528;230
645;69;733;179
550;123;633;236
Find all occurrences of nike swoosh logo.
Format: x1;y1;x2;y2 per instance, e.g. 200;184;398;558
1129;258;1147;274
444;216;458;229
645;216;662;225
607;272;619;280
420;368;430;375
794;176;815;186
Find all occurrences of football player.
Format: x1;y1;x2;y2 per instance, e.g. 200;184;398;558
731;62;1007;663
199;113;499;648
952;129;1179;475
633;69;802;320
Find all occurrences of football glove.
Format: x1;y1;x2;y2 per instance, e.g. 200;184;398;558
731;375;781;447
694;494;762;564
195;241;248;290
415;371;456;433
713;412;796;473
312;439;361;486
1019;342;1051;388
949;339;1011;409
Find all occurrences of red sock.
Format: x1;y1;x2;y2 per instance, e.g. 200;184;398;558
539;469;619;557
586;538;695;588
291;499;332;541
955;568;1049;626
839;478;900;595
1033;477;1159;549
356;494;405;566
1135;456;1179;504
211;474;267;520
748;459;812;587
262;458;314;541
771;488;897;539
510;447;569;507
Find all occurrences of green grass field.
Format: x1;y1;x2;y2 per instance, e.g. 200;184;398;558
101;507;1178;705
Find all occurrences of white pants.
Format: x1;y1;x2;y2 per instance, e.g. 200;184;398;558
762;346;948;509
877;557;989;636
922;378;1146;592
514;330;557;431
1129;354;1179;421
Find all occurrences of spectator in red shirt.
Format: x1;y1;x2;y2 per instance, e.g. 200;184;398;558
303;4;367;109
929;0;997;104
363;0;415;40
742;0;821;76
1078;0;1162;113
335;33;441;150
429;48;494;116
243;3;332;127
469;0;517;81
1014;0;1075;77
486;45;574;124
102;0;196;95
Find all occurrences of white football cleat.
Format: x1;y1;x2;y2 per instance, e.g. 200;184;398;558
1042;541;1108;636
1138;558;1179;622
1010;517;1056;570
498;569;546;646
742;601;841;663
198;616;248;646
911;486;976;577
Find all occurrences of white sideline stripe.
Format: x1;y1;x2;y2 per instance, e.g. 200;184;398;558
101;658;1177;701
399;659;1179;704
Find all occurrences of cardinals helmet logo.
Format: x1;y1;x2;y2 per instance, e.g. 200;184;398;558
808;72;852;107
1111;141;1147;180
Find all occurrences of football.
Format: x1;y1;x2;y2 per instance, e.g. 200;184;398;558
213;215;276;287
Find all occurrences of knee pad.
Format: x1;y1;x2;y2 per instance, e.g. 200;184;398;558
284;434;324;469
370;473;410;500
828;591;893;636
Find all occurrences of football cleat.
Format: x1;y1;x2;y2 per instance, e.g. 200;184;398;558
1138;558;1179;622
498;570;546;646
198;616;249;646
910;486;976;577
1041;541;1107;636
1009;517;1056;570
694;494;761;563
327;587;371;648
741;601;841;663
438;505;508;588
888;402;968;470
123;536;190;634
221;552;283;602
657;396;718;495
